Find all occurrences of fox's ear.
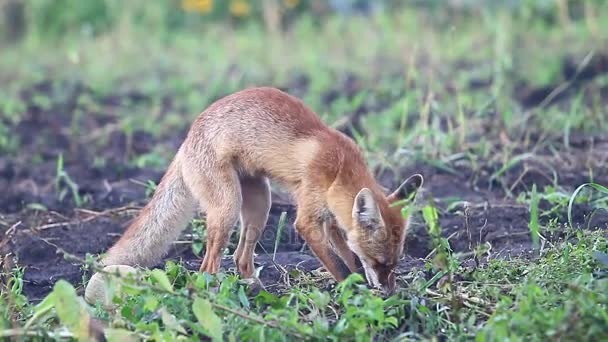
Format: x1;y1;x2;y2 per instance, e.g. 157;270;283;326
387;174;424;204
352;188;381;229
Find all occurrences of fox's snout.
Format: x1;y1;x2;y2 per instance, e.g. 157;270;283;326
359;257;397;295
371;264;396;296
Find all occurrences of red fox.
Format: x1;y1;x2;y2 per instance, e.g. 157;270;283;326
99;87;423;294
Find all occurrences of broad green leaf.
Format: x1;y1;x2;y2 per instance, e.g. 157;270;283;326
238;286;250;309
32;291;55;315
386;316;399;327
193;297;223;341
150;269;174;293
422;204;440;237
193;241;203;256
160;307;187;335
105;328;139;342
24;292;55;330
144;296;159;312
53;280;91;341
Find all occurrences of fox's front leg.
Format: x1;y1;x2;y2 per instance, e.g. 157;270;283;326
295;203;352;281
326;220;364;274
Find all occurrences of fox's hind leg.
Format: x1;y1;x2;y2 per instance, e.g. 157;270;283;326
182;161;242;275
233;176;271;279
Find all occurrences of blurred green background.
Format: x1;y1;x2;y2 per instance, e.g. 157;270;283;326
2;0;594;41
0;0;606;169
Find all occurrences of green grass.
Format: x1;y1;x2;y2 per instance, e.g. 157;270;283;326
1;228;606;340
2;1;608;340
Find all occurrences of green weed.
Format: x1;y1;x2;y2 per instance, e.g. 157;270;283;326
54;153;85;207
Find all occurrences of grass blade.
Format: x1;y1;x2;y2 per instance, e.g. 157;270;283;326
568;182;608;229
273;211;287;261
529;184;540;250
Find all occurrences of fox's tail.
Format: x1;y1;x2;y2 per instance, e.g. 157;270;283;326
102;154;196;267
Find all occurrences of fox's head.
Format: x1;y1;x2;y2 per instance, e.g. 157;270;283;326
346;174;423;295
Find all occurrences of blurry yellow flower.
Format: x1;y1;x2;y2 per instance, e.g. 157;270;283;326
182;0;213;13
284;0;299;9
229;0;251;17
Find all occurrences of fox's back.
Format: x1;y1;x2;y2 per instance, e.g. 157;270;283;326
201;87;324;135
181;87;347;187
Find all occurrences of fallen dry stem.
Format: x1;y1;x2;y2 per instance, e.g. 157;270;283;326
31;206;141;231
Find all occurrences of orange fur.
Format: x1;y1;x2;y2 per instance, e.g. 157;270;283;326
100;87;423;293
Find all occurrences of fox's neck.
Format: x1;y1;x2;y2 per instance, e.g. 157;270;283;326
325;151;385;232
